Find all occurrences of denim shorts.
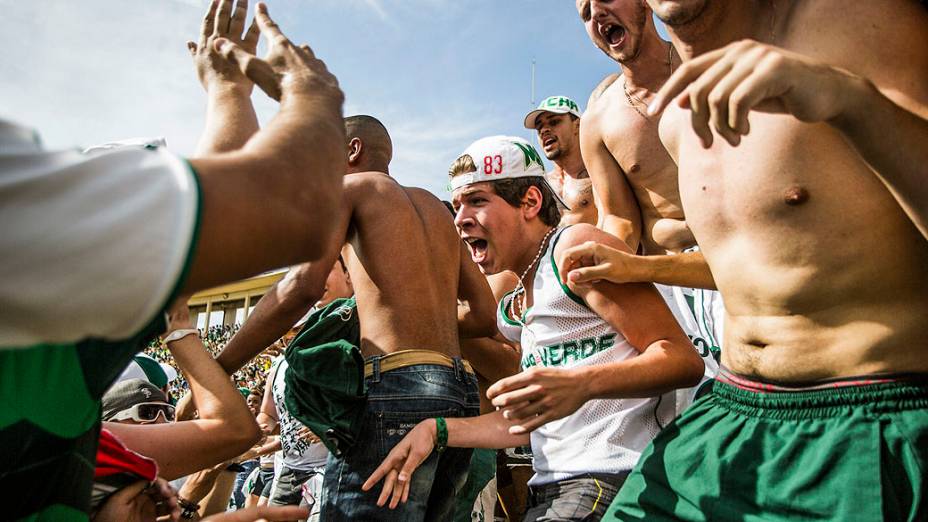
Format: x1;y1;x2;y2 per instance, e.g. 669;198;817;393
524;473;627;522
321;359;480;521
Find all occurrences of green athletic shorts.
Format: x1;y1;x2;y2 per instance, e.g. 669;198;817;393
606;376;928;521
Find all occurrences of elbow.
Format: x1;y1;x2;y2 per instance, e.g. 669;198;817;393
226;417;262;456
679;350;705;388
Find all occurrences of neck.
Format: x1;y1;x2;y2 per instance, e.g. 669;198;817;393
346;164;389;175
669;0;776;61
509;223;555;279
620;23;673;94
552;149;585;179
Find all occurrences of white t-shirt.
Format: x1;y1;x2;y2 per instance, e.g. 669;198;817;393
270;356;330;471
497;228;676;486
0;119;199;348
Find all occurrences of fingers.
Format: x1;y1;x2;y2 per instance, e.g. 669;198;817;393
243;17;260;51
684;55;737;148
229;0;248;36
214;37;281;100
377;469;398;507
491;384;544;409
648;47;725;116
215;0;234;35
199;0;219;48
187;40;197;56
508;410;551;434
486;371;535;401
254;2;288;46
567;265;610;285
362;454;400;492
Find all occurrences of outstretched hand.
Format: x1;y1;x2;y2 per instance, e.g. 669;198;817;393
557;240;643;286
187;0;260;92
487;366;588;434
211;2;343;103
649;39;859;148
361;420;437;509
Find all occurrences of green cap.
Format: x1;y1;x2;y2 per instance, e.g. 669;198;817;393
524;95;582;129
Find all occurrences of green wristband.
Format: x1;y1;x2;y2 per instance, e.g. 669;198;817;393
434;417;448;453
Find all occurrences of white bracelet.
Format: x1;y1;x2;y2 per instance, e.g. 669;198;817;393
164;328;199;344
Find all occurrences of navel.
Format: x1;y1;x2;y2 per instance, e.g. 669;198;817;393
628;163;641;173
783;185;809;206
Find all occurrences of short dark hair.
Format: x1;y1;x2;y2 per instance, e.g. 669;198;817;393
492;178;561;227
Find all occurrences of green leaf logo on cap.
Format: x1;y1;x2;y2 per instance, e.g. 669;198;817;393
511;140;544;170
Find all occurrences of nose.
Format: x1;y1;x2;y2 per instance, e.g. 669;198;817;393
590;0;609;21
454;206;473;230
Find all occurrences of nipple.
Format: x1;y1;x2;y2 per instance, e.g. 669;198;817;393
783;185;809;206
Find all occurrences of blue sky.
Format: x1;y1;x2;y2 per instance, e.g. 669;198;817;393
0;0;638;196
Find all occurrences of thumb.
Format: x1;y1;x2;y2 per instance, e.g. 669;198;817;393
214;37;280;100
567;265;610;285
186;41;197;56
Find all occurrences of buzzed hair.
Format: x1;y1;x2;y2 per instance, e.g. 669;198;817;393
345;115;393;168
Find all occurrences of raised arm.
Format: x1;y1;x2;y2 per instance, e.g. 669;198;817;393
180;3;347;295
188;0;261;155
648;8;928;240
215;260;334;374
105;298;261;480
580;107;643;250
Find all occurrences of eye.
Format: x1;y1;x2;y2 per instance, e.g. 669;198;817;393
582;4;591;21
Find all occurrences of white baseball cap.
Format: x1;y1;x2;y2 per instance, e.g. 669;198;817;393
523;95;582;129
448;135;569;210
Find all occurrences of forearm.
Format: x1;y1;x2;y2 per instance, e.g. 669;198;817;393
833;77;928;240
460;336;521;384
599;214;640;252
170;336;255;429
631;251;716;290
196;85;259;155
579;338;703;400
216;284;315;374
457;302;497;339
446;411;530;449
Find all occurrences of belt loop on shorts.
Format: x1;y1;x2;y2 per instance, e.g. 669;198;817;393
370;356;382;384
453;357;464;382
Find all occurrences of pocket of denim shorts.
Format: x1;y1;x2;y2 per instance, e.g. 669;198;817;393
375;407;461;457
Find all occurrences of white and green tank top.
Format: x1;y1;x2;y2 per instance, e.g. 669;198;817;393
497;227;676;486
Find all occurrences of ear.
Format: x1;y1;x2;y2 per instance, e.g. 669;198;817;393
347;137;363;166
521;185;544;220
572;116;581;138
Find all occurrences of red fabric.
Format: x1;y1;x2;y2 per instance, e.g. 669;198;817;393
95;428;159;481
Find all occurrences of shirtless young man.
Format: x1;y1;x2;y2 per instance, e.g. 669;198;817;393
362;136;703;521
576;0;723;396
584;1;928;520
214;115;497;521
523;95;597;226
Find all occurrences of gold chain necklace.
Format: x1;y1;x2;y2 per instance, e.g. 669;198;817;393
508;227;556;322
623;43;674;119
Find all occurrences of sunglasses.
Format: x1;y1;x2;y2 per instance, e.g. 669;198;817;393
111;402;176;423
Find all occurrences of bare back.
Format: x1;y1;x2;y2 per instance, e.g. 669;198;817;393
583;80;694;253
342;171;462;358
660;1;928;381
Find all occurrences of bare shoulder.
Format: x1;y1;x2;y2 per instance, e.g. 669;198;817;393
587;72;620;109
403;186;455;220
555;224;632;255
788;0;928;105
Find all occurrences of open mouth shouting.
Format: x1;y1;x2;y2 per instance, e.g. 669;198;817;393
599;22;627;50
541;135;558;152
463;236;489;265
